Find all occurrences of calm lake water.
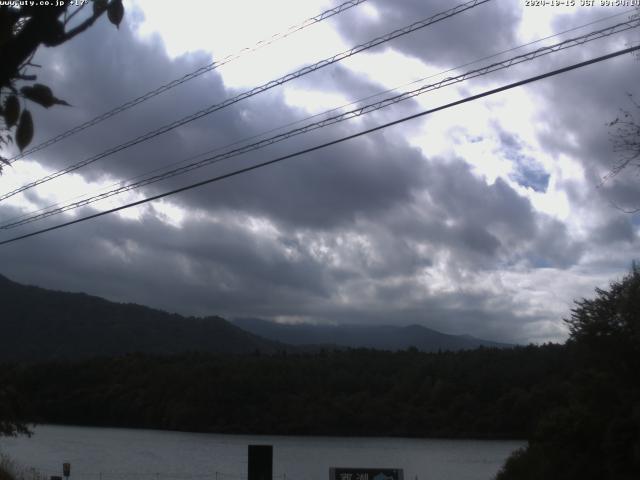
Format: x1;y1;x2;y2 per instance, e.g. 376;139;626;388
0;425;523;480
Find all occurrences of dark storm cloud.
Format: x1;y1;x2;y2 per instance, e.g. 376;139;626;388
523;4;639;178
374;156;583;272
516;7;640;252
1;1;623;345
333;0;520;68
0;196;554;346
292;62;389;102
0;143;560;342
0;208;331;317
17;19;232;183
599;179;640;215
530;217;584;268
4;13;430;233
422;160;537;244
176;128;430;229
591;215;636;244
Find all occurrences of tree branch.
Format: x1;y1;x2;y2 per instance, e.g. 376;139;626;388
48;2;110;46
63;3;87;26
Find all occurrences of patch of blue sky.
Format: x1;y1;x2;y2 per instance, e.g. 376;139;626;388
528;255;553;269
504;149;550;193
510;161;550;193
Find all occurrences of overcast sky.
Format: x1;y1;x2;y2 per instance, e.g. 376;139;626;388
1;0;639;344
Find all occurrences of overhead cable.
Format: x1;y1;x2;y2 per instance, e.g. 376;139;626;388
2;18;637;230
0;0;491;202
7;0;371;163
1;44;638;247
3;7;633;228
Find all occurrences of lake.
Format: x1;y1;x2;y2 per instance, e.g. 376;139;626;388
0;425;523;480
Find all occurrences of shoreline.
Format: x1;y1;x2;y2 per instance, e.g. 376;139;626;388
13;422;528;443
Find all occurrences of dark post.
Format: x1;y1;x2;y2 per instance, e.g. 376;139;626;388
248;445;273;480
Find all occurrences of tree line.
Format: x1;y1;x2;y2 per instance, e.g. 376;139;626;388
2;344;569;439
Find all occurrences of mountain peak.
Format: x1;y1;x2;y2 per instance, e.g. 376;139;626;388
233;318;513;352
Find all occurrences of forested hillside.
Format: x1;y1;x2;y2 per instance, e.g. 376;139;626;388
0;275;283;360
2;345;569;438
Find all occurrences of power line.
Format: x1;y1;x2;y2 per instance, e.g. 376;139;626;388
3;18;636;230
3;8;633;228
1;44;637;247
7;0;370;163
0;0;491;203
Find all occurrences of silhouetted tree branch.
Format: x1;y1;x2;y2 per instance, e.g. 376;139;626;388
607;94;640;180
0;0;124;172
0;0;124;437
599;8;640;212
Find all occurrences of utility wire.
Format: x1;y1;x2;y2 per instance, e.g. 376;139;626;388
3;8;633;228
7;0;370;163
0;0;491;203
2;18;637;230
1;44;637;247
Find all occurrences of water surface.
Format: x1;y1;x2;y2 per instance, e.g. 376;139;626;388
0;425;523;480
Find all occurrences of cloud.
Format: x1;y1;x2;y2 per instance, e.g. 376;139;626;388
333;0;521;68
1;1;638;345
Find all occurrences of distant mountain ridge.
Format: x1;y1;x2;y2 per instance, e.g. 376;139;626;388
0;274;510;362
0;274;282;361
232;317;512;352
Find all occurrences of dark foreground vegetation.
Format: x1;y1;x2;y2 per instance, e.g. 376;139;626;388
0;266;638;479
2;344;569;439
496;266;640;480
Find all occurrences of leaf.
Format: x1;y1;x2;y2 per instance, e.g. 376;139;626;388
107;0;124;28
20;84;70;108
93;0;108;16
42;20;65;47
20;84;54;107
4;95;20;128
16;110;34;152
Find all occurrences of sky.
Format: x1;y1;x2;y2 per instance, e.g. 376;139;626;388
0;0;639;344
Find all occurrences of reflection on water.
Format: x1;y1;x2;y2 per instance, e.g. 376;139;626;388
0;425;523;480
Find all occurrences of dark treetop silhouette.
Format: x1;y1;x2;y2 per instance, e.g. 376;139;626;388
0;0;124;170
